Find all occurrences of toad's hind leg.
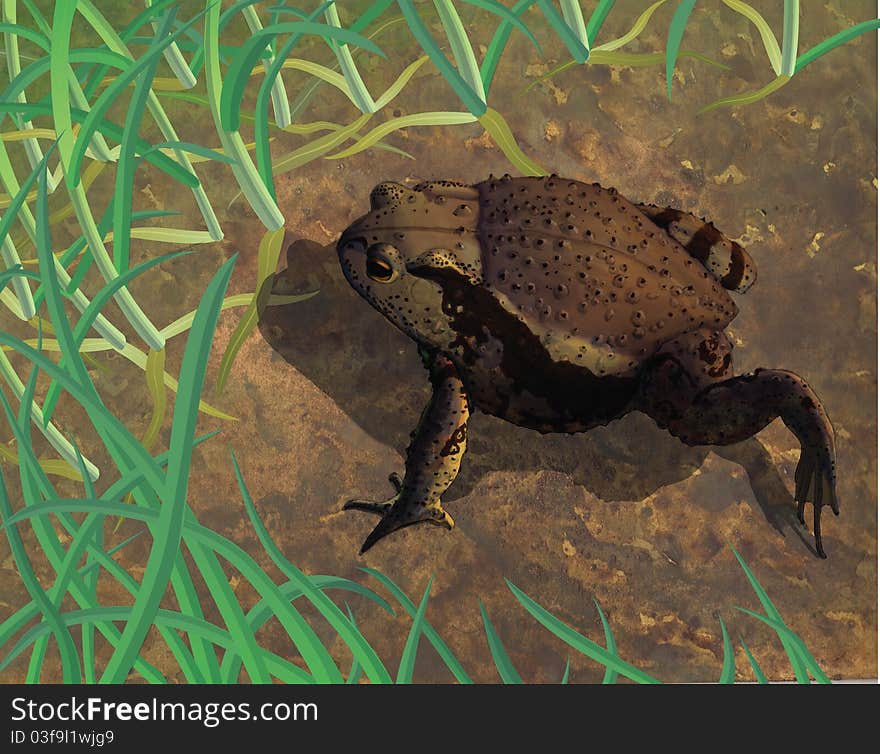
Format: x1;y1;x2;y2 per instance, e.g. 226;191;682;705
637;204;757;293
344;351;470;554
639;331;838;557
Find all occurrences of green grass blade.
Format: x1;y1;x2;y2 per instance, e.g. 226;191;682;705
41;249;193;428
536;0;590;63
220;577;394;683
506;579;661;684
594;0;665;52
0;407;81;684
593;599;619;684
561;658;570;684
325;4;377;114
780;0;799;75
345;605;364;685
242;3;292;126
481;0;538;94
717;614;735;683
459;0;541;54
100;256;237;683
111;8;177;276
231;450;391;684
69;8;207;187
396;0;487;116
362;567;471;683
479;599;523;683
217;227;284;394
733;607;810;683
729;545;815;683
586;0;616;45
204;1;284;230
396;578;432;684
373;54;430;110
220;21;383;132
142;348;167;451
477;107;547;176
326;111;476;160
721;0;781;75
697;74;790;114
559;0;590;49
666;0;697;100
740;638;768;684
795;18;880;74
433;0;486;104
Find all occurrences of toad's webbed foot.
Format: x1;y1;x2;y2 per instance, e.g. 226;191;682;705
344;473;454;554
794;446;839;559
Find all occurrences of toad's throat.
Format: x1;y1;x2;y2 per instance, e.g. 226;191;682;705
408;264;639;427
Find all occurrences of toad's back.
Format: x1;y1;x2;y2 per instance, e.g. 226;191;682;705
474;175;739;376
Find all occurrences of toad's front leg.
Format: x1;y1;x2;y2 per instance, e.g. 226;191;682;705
344;352;470;554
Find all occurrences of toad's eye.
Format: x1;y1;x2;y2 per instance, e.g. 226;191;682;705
365;243;400;283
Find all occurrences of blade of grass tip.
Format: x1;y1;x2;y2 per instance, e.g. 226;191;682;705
478;599;523;683
216;227;284;395
361;567;471;683
717;614;735;683
594;0;666;53
147;0;198;89
666;0;697;100
585;0;616;46
721;0;781;75
561;658;570;684
231;449;391;683
205;1;284;230
728;544;810;683
242;3;292;126
780;0;799;76
99;255;238;684
477;107;547;176
506;579;662;684
345;604;364;685
593;599;619;684
794;18;880;75
397;0;487;116
397;578;433;684
740;638;768;684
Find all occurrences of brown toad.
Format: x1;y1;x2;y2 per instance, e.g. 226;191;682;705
336;175;838;556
